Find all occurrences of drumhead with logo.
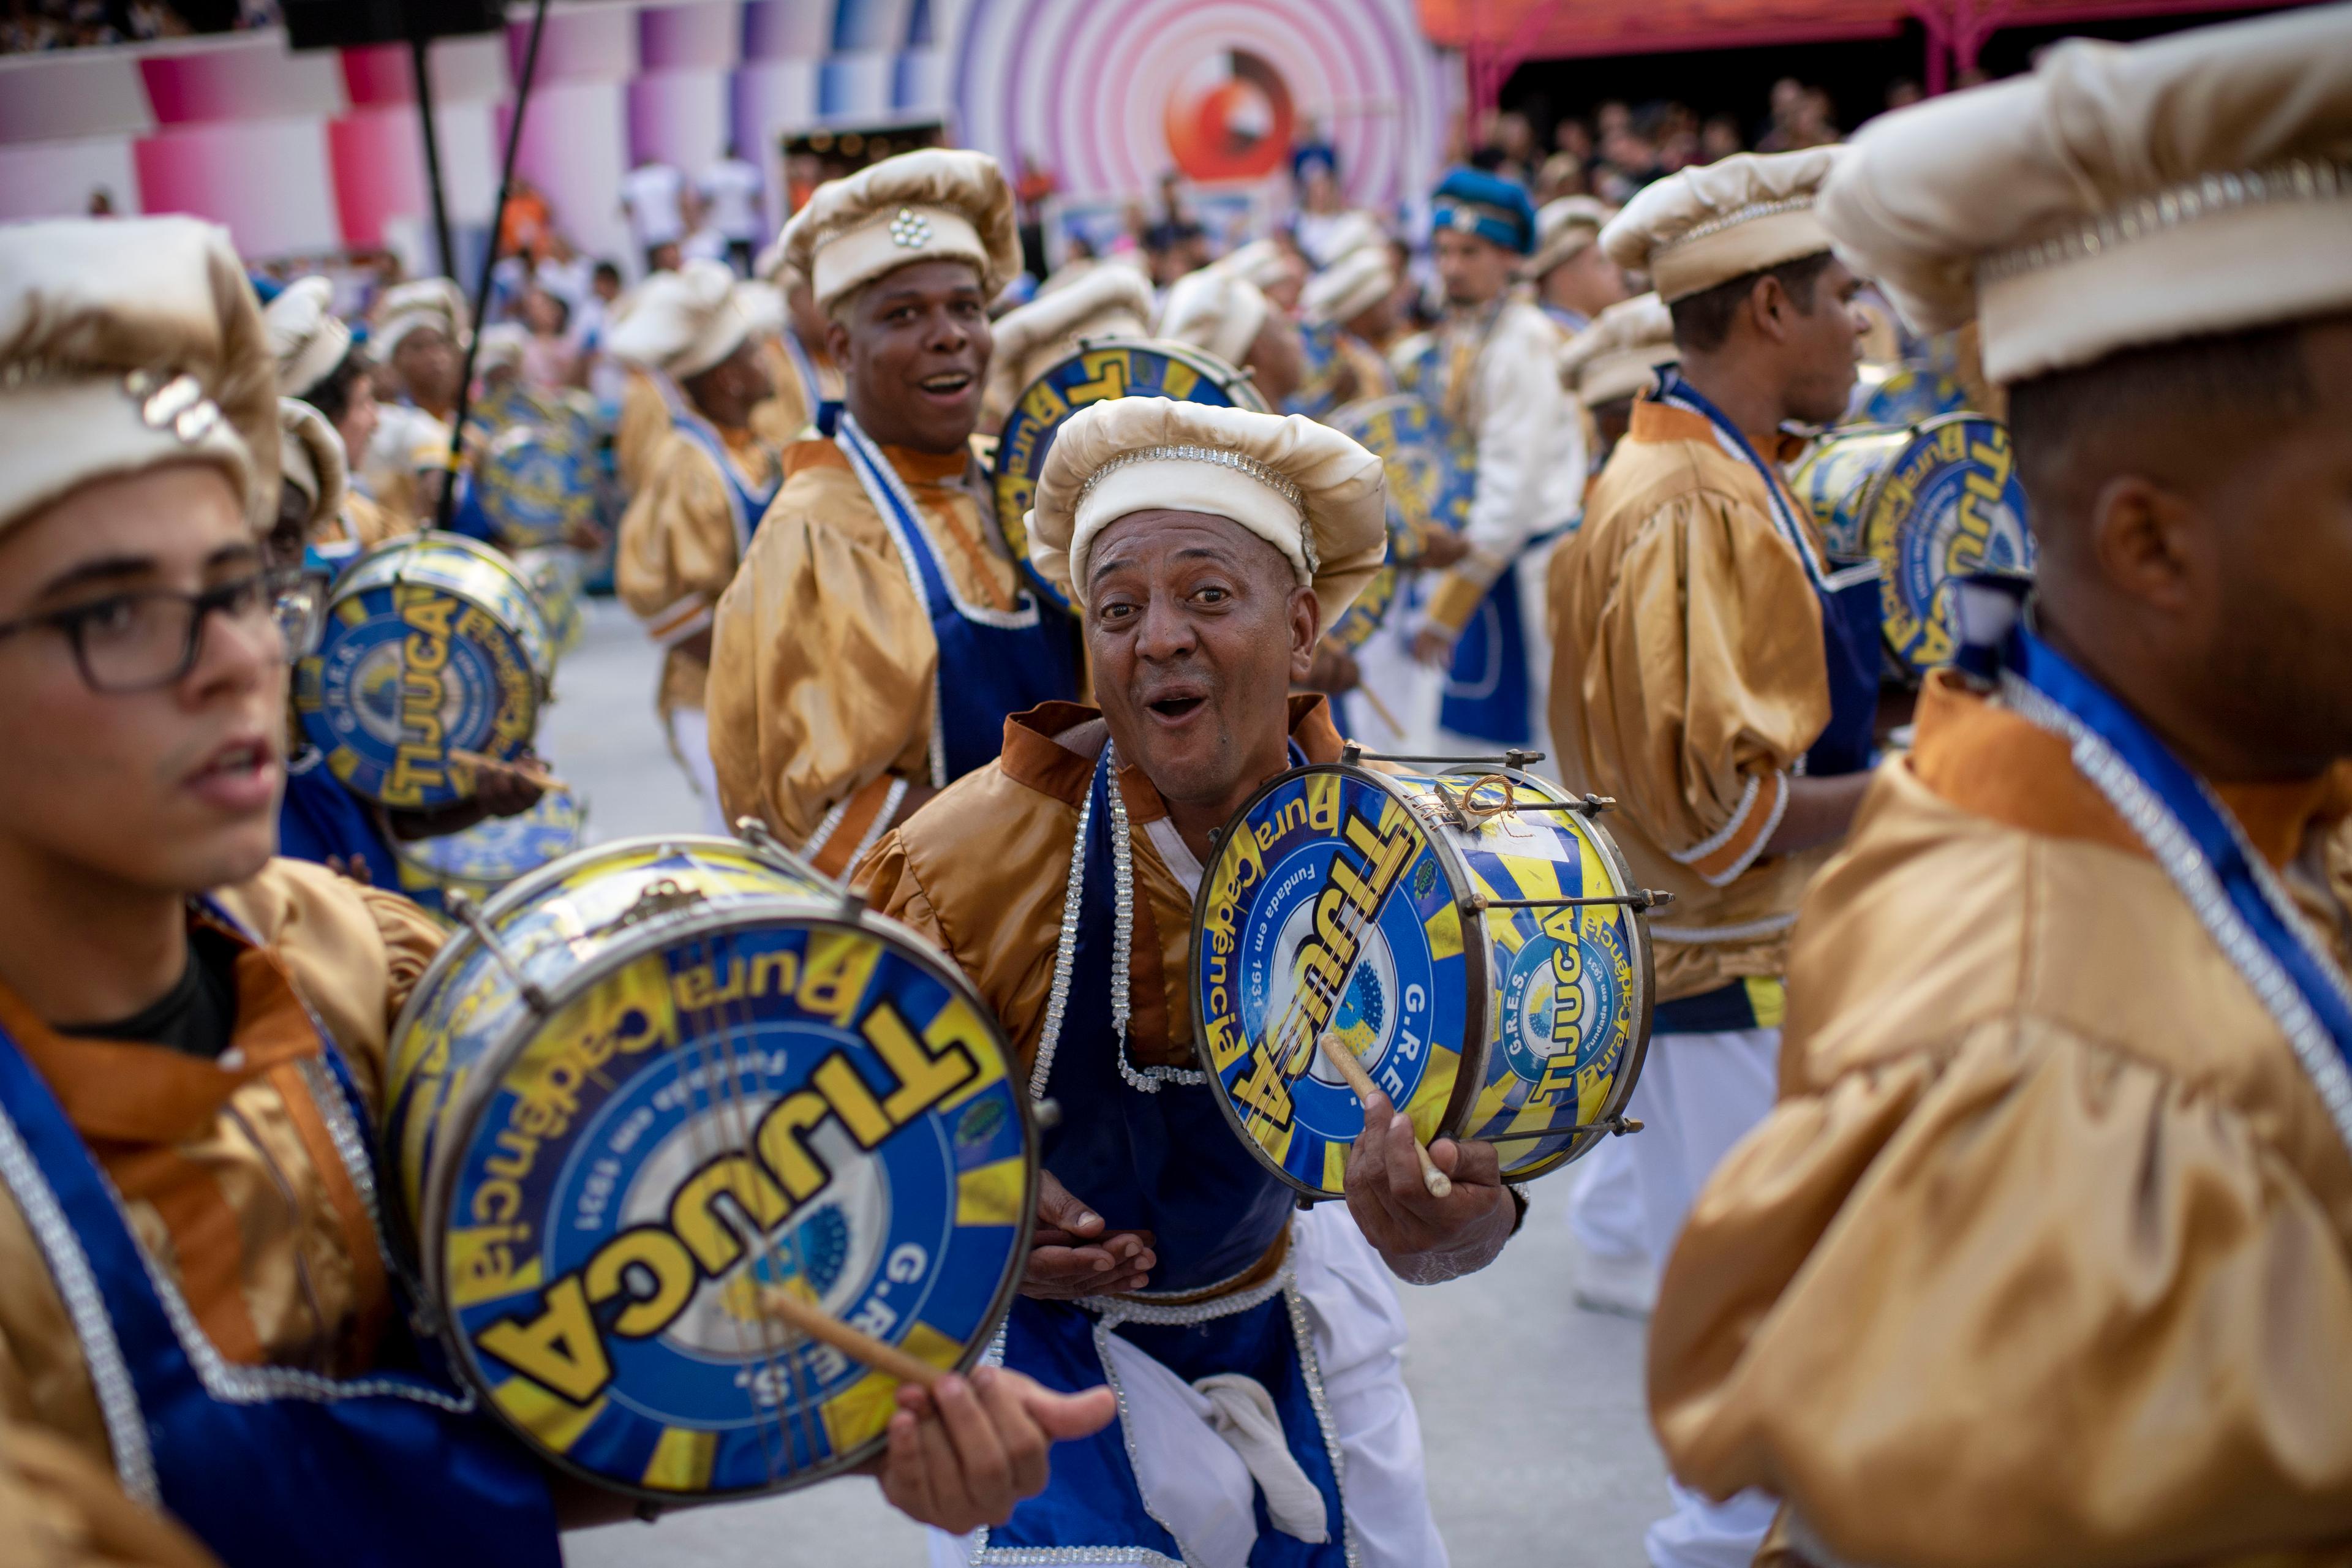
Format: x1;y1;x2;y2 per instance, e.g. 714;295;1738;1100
295;533;554;810
991;338;1267;615
1851;365;1970;428
478;420;598;551
1193;763;1651;1196
390;784;585;906
389;835;1033;1501
1860;414;2034;677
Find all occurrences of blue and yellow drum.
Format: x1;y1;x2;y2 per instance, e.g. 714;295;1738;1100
513;544;587;657
296;533;556;810
1320;396;1476;653
1193;761;1655;1196
386;832;1033;1501
1284;319;1348;422
992;338;1268;615
1848;363;1970;428
476;398;600;551
389;785;586;908
1792;415;2034;677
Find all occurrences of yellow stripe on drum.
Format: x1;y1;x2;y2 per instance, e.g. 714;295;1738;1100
1413;1046;1460;1142
1305;771;1343;836
1744;976;1787;1030
1493;852;1567;905
328;747;361;784
642;1425;718;1493
1423;903;1463;961
1322;1139;1348;1194
445;1233;543;1309
956;1156;1028;1227
491;1374;605;1453
334;596;369;627
820;1321;966;1457
900;1319;963;1372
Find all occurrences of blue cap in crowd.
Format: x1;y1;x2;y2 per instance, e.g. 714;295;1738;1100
1431;167;1536;255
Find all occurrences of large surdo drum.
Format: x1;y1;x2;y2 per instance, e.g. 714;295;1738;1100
386;831;1034;1500
1193;758;1657;1198
296;533;556;810
1319;395;1477;654
991;338;1268;616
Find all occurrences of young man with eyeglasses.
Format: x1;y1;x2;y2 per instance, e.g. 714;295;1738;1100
0;215;1109;1567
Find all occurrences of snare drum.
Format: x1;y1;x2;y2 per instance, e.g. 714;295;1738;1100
1321;396;1476;652
1791;415;2034;677
477;418;599;551
388;784;586;908
512;543;587;657
295;533;556;810
1849;363;1971;428
992;338;1268;614
1193;760;1655;1196
386;832;1033;1501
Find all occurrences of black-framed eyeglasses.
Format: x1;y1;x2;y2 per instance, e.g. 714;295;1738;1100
0;565;331;695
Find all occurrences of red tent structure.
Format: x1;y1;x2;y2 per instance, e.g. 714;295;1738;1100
1429;0;2293;110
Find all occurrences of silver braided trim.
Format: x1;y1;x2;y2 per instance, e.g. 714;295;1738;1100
1979;157;2351;285
846;777;910;871
0;1101;158;1502
1106;746;1205;1092
1077;446;1314;571
1027;772;1095;1102
1083;1246;1295;1326
1285;1278;1363;1568
2000;674;2352;1157
1653;194;1815;255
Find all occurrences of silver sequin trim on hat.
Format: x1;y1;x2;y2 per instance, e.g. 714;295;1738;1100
1652;195;1817;255
1977;157;2350;284
1078;445;1315;571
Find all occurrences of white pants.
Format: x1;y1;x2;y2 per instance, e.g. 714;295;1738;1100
929;1205;1448;1568
1626;1025;1783;1568
666;706;731;835
1566;1131;1648;1265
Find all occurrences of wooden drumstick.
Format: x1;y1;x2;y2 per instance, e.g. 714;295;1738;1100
448;748;569;793
1317;1033;1452;1199
759;1285;944;1389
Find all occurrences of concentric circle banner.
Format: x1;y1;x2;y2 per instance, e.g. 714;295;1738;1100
951;0;1447;209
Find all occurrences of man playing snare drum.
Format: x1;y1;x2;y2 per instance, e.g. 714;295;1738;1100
0;215;1108;1567
1648;13;2352;1564
709;149;1082;878
860;398;1523;1565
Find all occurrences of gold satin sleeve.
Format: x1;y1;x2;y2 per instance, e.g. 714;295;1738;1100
748;335;813;451
614;369;671;499
614;434;742;718
1575;489;1828;880
210;858;447;1114
707;503;936;851
0;1423;221;1568
1649;1016;2352;1568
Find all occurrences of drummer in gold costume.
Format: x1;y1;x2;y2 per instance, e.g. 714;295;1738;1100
860;398;1509;1566
611;259;783;830
362;277;468;528
263;278;405;549
1647;13;2352;1566
975;263;1155;434
0;214;1107;1568
1525;195;1626;339
1297;244;1401;410
1558;292;1678;470
748;252;848;443
708;149;1082;876
1549;146;1869;1568
1156;265;1306;409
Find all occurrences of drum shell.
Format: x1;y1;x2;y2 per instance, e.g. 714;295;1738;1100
513;545;588;657
991;338;1268;616
1850;364;1970;428
478;420;599;551
1790;424;1910;560
1859;413;2034;678
387;784;586;908
295;533;556;810
387;835;1035;1502
1193;763;1653;1197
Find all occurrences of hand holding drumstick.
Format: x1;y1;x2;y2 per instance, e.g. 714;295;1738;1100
1319;1033;1449;1197
1324;1034;1520;1286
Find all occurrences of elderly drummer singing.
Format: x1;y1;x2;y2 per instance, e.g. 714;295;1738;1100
861;398;1523;1566
0;214;1109;1568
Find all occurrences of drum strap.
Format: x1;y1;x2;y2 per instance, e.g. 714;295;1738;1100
1995;618;2352;1152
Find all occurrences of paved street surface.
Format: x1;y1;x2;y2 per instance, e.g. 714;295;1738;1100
554;598;1671;1567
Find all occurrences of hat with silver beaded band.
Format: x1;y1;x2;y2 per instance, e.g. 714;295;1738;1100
1817;4;2352;385
0;216;279;537
1026;398;1389;628
777;148;1022;317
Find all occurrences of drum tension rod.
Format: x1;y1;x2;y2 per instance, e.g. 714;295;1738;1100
733;815;827;884
1339;744;1547;769
445;891;552;1014
1463;889;1676;912
1485;1114;1646;1145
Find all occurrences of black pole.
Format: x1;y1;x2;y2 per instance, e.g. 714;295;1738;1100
409;31;456;279
434;0;554;532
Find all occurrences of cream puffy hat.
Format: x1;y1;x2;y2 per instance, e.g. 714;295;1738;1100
0;216;278;537
780;148;1020;314
1820;6;2352;385
1028;399;1387;626
276;396;347;536
1558;293;1678;408
979;265;1155;429
264;275;350;398
1602;148;1842;302
475;321;529;377
603;260;759;379
1300;246;1396;328
1308;211;1389;266
735;279;787;341
372;276;471;358
1215;238;1303;296
1525;196;1615;280
1157;268;1271;368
